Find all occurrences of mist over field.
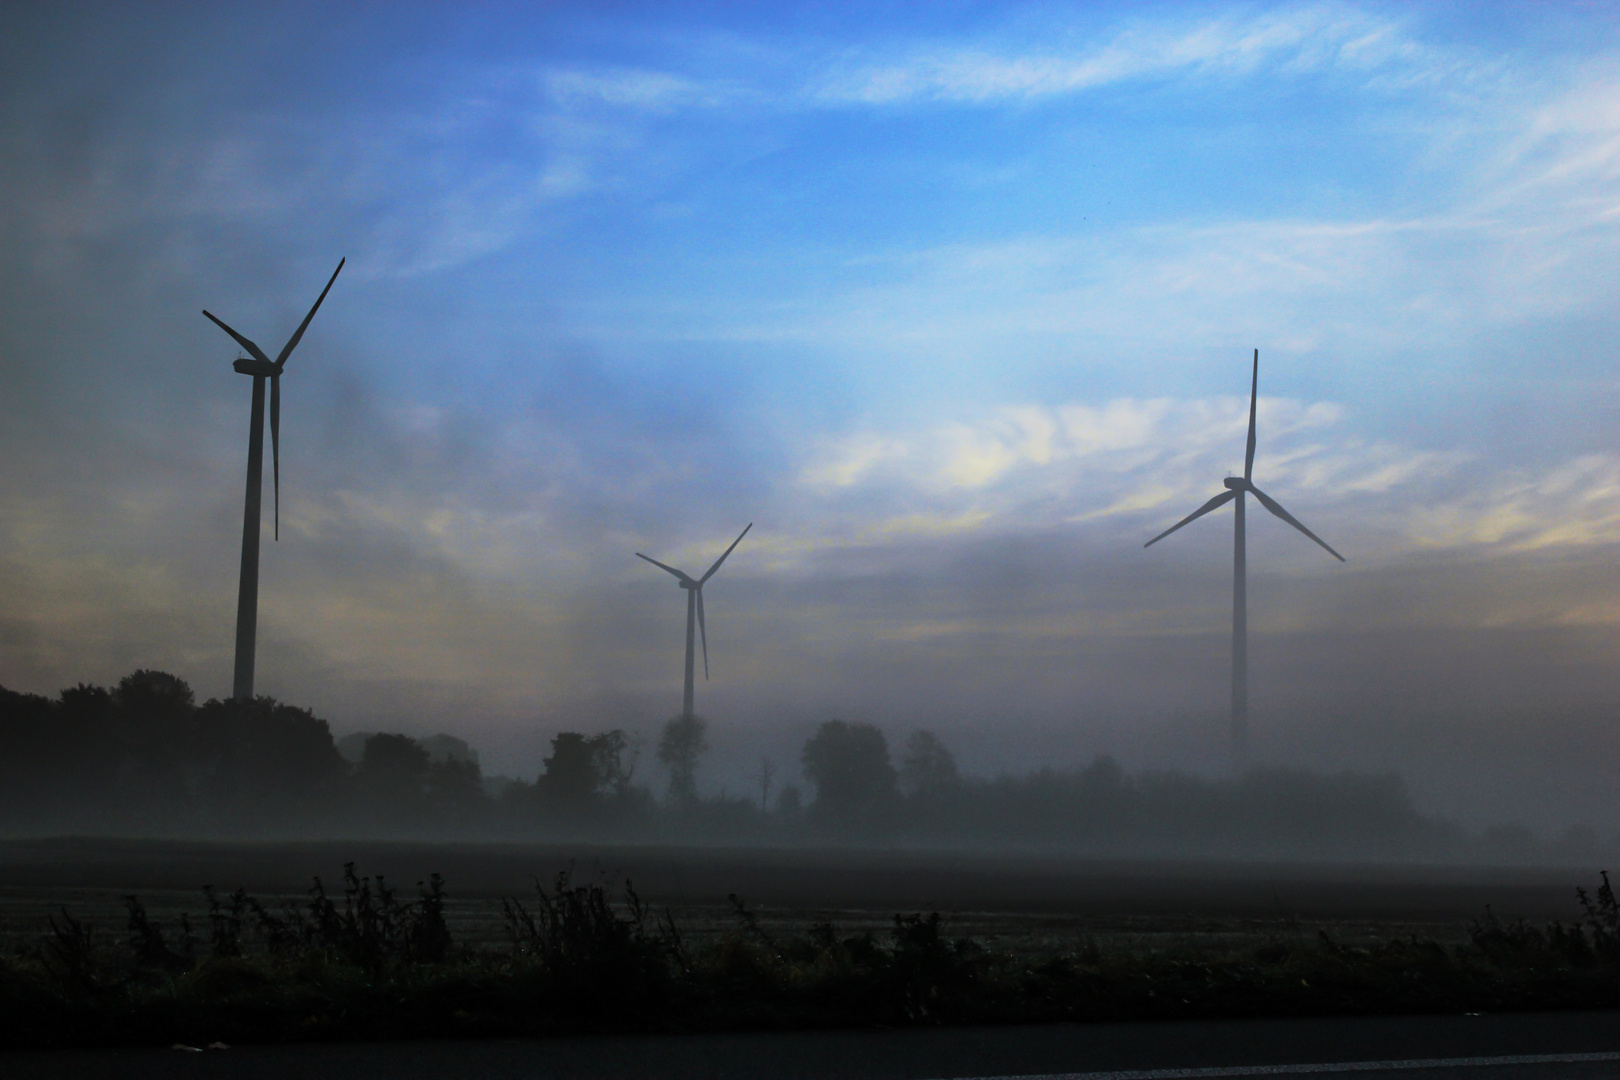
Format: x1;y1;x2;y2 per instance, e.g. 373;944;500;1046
4;2;1620;849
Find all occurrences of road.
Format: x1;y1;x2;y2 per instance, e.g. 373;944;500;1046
5;1012;1620;1080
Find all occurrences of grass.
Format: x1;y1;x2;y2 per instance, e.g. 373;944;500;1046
3;867;1620;1050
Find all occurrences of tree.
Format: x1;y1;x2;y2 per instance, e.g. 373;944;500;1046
0;684;79;828
422;733;478;767
589;730;634;796
539;733;595;810
657;715;708;804
426;756;486;827
800;720;898;834
196;695;347;830
537;730;633;813
754;756;777;811
114;670;195;715
899;730;959;797
358;733;432;829
112;670;201;824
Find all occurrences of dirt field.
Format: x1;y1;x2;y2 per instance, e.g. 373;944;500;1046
0;837;1598;956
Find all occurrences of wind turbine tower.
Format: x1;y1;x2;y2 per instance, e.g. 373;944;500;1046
203;259;344;701
637;523;752;720
1143;350;1344;753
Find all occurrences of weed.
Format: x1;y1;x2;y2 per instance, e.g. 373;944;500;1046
295;862;448;971
123;896;183;971
203;886;249;958
6;868;1620;1051
45;908;104;995
727;892;782;959
890;912;981;1022
502;871;675;1017
243;896;299;956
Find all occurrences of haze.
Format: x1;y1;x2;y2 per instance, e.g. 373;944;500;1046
3;2;1619;837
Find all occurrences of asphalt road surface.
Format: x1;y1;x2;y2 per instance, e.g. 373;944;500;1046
6;1012;1620;1080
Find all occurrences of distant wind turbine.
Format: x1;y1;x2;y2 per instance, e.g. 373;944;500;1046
637;523;752;720
203;258;345;701
1143;349;1343;753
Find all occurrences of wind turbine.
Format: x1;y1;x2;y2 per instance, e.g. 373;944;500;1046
1143;349;1343;753
203;258;345;701
637;523;752;720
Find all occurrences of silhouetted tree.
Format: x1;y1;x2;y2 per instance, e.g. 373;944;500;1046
899;730;959;796
754;755;777;810
801;720;898;835
657;715;708;804
592;730;636;796
422;733;478;767
428;755;483;798
358;733;432;830
539;733;595;810
113;670;202;821
194;695;347;831
115;670;195;714
0;672;355;835
362;733;430;788
0;670;1462;856
0;684;77;827
425;756;486;830
537;731;633;816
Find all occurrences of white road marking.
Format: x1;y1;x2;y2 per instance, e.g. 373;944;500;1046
945;1050;1620;1080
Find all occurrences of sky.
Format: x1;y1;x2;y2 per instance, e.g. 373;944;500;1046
4;1;1620;830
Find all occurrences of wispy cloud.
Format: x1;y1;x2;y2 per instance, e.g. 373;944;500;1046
810;4;1434;105
1411;456;1620;552
545;67;736;113
791;389;1620;572
790;395;1462;555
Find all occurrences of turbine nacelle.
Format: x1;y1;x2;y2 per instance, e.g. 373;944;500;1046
1222;477;1248;491
232;358;279;377
636;522;753;700
206;257;344;547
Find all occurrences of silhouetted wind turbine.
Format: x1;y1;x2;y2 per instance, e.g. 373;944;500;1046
1143;349;1343;753
203;258;344;701
637;523;752;720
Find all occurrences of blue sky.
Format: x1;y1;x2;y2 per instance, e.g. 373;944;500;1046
4;2;1620;826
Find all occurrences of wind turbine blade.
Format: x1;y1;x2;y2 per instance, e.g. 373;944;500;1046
1244;348;1258;481
699;522;753;584
697;587;709;680
636;552;694;583
202;311;272;365
1249;485;1345;562
1143;489;1237;548
274;257;344;369
270;375;281;542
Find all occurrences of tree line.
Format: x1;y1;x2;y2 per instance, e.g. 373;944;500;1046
0;669;1501;858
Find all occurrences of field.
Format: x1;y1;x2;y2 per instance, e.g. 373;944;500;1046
1;837;1616;1050
0;836;1594;955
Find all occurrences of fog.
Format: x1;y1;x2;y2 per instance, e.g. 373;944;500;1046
4;4;1620;853
0;669;1579;865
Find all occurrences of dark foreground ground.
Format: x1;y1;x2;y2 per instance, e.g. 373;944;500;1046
6;1011;1620;1080
0;836;1595;952
2;836;1615;1062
